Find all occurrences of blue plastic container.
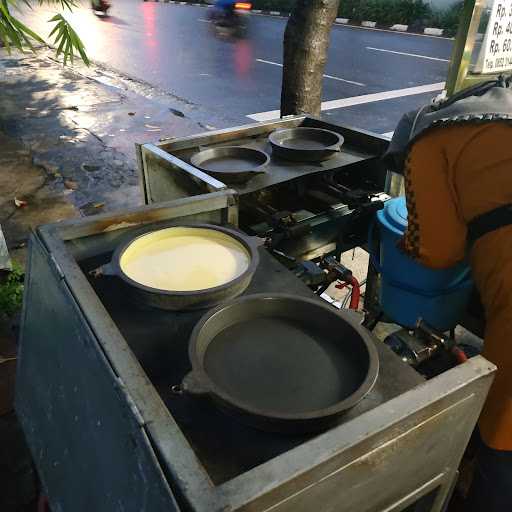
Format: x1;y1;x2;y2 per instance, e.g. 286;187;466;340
371;197;473;330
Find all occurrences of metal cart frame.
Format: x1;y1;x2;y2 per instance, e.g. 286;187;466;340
15;191;495;512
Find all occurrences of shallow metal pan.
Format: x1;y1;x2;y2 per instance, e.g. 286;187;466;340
190;146;269;183
269;127;344;162
175;293;379;433
92;224;260;311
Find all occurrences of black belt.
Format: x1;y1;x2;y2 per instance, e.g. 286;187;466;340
468;204;512;245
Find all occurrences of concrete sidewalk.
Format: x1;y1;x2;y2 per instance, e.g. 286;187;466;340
0;49;204;262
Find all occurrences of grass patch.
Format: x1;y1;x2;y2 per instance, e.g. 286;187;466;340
0;263;24;318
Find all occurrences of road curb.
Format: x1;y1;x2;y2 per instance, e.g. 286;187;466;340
142;0;446;37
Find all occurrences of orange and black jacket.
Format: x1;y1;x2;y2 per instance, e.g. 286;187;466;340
384;79;512;451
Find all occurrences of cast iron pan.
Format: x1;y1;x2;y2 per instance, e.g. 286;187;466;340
190;146;269;184
90;224;260;311
269;127;344;162
173;293;379;433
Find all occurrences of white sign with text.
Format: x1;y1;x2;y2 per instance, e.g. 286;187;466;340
478;0;512;73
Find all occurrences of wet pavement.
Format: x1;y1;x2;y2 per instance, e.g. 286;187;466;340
0;49;203;259
17;0;454;134
0;129;77;263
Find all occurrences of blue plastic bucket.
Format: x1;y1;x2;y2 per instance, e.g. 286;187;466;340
371;197;472;330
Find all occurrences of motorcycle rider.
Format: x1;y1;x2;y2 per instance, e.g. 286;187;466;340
213;0;236;22
91;0;110;12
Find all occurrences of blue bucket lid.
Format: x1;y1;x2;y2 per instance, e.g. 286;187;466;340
378;196;408;235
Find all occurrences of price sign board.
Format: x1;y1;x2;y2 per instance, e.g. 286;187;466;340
477;0;512;73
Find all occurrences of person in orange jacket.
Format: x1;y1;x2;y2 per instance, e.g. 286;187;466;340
384;77;512;511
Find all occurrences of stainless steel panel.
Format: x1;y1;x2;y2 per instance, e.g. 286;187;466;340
219;357;494;512
141;144;226;204
15;236;180;512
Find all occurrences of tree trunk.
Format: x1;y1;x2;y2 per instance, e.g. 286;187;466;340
280;0;340;117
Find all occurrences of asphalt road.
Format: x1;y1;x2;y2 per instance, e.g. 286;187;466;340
18;0;454;134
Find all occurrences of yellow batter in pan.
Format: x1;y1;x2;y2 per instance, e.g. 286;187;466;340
120;227;250;292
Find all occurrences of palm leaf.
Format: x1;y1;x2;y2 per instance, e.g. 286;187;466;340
0;0;89;66
6;0;33;9
10;16;45;44
38;0;77;12
49;13;89;65
0;22;12;51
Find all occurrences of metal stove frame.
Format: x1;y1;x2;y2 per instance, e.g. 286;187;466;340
15;191;495;512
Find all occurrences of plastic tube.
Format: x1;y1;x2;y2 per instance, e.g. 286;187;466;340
348;276;361;310
452;346;469;364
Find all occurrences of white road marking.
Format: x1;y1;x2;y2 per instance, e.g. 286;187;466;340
255;59;365;86
198;18;211;22
366;47;450;62
247;81;445;122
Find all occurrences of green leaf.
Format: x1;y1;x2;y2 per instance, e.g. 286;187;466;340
10;16;45;44
48;20;61;38
0;23;12;52
38;0;77;11
67;22;89;65
8;0;33;9
0;1;89;65
1;17;23;51
50;22;64;43
48;14;89;66
55;28;66;56
63;37;72;65
0;1;11;18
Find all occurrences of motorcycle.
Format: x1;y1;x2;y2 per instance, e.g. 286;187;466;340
208;2;251;38
91;0;111;15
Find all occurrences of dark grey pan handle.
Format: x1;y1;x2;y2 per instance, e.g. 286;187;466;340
171;372;210;396
324;142;342;152
89;261;116;278
248;235;265;249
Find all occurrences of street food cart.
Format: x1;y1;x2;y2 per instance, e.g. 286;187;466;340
16;114;495;512
17;191;494;512
16;1;512;510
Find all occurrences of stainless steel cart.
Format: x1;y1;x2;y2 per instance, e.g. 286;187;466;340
16;190;495;512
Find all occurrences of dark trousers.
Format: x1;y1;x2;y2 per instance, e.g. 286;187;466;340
465;435;512;511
